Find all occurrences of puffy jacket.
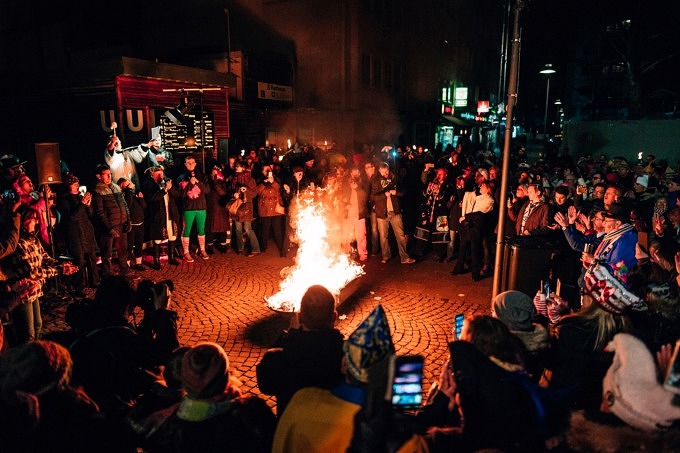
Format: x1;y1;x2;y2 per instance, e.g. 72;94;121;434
93;182;129;231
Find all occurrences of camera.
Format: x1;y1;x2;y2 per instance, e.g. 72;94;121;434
386;355;424;410
1;189;17;203
137;279;174;311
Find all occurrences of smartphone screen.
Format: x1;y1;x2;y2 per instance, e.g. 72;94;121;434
388;355;424;410
78;185;87;196
664;341;680;394
454;313;465;339
543;280;551;298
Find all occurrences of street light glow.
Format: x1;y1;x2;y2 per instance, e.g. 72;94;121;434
540;64;557;135
540;63;556;74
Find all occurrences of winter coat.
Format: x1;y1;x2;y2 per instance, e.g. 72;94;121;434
92;181;129;232
122;188;147;225
143;177;180;241
256;328;344;416
256;180;284;218
370;172;405;218
229;171;257;222
206;178;230;233
57;193;98;256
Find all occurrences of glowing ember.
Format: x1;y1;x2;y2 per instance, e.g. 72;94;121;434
265;191;365;312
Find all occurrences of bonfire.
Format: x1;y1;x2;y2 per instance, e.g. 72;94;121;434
265;190;365;312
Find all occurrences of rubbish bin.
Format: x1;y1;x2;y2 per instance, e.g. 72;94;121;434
499;237;558;297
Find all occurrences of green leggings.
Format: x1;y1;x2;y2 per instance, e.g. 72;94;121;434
182;210;207;237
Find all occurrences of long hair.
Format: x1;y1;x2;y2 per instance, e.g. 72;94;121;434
562;296;631;350
465;315;528;368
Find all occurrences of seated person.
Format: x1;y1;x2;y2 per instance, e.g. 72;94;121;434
256;285;345;416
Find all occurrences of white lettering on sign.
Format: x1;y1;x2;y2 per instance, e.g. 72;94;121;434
100;109;146;133
257;82;293;102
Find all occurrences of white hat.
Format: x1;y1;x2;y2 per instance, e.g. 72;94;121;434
635;175;649;188
602;333;680;431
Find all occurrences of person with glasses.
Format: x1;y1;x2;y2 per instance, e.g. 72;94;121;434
581;201;638;283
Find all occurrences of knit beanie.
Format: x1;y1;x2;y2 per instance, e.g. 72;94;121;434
492;290;534;331
0;340;73;396
181;342;229;399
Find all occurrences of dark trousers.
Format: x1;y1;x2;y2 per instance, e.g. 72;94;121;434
455;227;483;277
99;226;129;274
127;223;145;259
259;215;285;254
73;249;100;289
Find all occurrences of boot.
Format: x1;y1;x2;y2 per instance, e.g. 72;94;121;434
167;242;180;265
216;243;228;254
151;244;161;270
206;243;215;255
197;235;210;260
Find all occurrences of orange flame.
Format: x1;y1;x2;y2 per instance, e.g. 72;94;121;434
265;190;365;312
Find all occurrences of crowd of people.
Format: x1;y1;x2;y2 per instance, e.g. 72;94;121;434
2;131;680;450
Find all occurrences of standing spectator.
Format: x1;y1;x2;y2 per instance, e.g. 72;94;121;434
205;164;231;254
7;208;77;344
340;166;369;261
370;162;415;264
363;161;380;258
451;180;496;280
281;166;311;254
12;173;55;247
505;183;529;238
414;166;454;261
229;160;260;257
104;124;148;189
0;153;27;190
143;165;181;269
256;166;286;257
118;177;146;271
581;201;638;281
92;164;131;276
57;174;100;294
509;183;551;237
177;156;211;262
137;127;175;176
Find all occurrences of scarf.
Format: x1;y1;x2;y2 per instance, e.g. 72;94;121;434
594;223;635;258
520;200;542;235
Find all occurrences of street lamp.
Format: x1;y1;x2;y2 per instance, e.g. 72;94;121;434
540;63;556;136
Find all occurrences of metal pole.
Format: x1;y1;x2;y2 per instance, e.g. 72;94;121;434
492;0;525;300
543;76;551;135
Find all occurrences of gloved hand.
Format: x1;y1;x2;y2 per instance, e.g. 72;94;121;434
123;221;132;233
546;296;569;324
533;291;547;316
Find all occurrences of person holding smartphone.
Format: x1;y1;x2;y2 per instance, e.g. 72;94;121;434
256;165;286;257
57;174;99;294
413;315;552;452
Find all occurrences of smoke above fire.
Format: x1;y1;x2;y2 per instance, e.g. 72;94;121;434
265;187;365;312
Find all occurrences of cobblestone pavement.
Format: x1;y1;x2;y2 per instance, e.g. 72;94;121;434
41;247;493;407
